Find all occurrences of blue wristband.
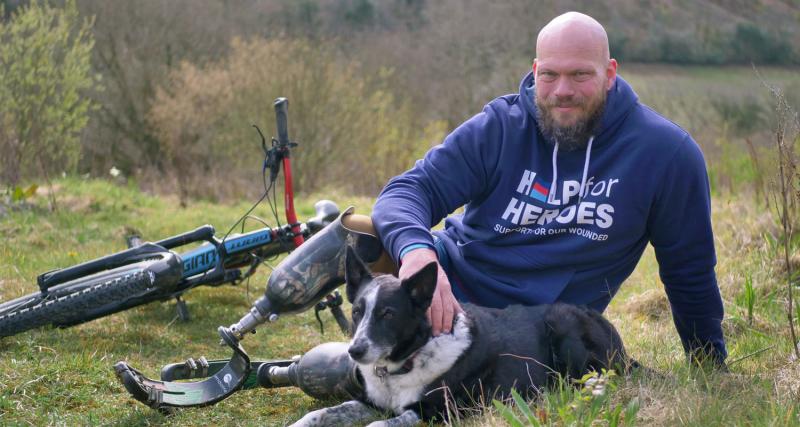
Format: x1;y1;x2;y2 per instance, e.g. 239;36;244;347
399;243;435;261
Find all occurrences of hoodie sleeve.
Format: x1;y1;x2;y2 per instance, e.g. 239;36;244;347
372;103;503;263
648;135;727;364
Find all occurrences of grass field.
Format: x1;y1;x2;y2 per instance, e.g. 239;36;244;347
0;176;797;426
1;64;799;427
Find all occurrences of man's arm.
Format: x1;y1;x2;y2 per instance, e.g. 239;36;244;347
648;135;727;365
372;104;502;262
372;103;504;333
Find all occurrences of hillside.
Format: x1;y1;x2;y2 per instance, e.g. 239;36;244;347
2;0;799;202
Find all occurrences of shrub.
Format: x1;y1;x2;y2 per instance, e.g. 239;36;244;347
732;23;794;65
0;0;99;192
149;37;447;202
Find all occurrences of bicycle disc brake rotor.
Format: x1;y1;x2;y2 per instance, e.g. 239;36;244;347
114;326;250;409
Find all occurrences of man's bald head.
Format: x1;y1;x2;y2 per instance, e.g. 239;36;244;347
536;12;610;66
532;12;617;151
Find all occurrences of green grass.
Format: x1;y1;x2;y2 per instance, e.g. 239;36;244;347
621;65;800;197
0;178;374;426
1;178;798;426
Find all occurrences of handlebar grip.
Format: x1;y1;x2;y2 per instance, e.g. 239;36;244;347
155;225;216;250
274;97;289;146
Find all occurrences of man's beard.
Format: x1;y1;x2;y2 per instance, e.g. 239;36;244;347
535;89;607;152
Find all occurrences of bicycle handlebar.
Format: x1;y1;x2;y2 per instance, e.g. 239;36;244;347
274;98;290;147
156;225;216;250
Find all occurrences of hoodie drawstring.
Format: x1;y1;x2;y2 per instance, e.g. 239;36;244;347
547;142;559;204
547;136;594;205
578;136;594;201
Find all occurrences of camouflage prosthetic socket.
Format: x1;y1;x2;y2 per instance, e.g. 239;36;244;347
228;207;394;341
264;206;395;314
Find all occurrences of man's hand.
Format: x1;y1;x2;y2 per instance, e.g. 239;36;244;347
399;248;463;336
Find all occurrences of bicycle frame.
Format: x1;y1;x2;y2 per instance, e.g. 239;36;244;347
168;202;337;295
113;98;361;410
0;97;338;333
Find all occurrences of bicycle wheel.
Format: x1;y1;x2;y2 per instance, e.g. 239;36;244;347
0;253;182;338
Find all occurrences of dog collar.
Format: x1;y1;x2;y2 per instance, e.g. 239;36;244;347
374;353;417;381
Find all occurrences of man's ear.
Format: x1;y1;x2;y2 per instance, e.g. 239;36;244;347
345;245;372;303
401;262;438;309
605;58;618;90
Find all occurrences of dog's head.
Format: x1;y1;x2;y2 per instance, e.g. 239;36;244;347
344;246;437;365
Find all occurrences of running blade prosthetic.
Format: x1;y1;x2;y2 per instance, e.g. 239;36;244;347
114;326;249;409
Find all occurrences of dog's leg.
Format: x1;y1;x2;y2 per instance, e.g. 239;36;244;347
366;409;421;427
289;400;375;427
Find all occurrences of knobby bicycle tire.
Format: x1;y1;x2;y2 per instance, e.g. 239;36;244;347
0;255;181;338
0;264;144;316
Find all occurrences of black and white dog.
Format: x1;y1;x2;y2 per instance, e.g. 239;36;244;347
290;248;629;427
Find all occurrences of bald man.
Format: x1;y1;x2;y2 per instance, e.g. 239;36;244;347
372;12;726;366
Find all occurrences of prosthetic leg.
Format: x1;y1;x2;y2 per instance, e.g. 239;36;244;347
115;207;395;409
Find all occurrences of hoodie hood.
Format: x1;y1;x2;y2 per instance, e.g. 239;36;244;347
518;71;639;150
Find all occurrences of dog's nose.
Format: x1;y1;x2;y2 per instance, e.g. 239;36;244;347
348;344;367;361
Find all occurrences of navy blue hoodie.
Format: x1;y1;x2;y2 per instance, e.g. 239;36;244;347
372;72;726;360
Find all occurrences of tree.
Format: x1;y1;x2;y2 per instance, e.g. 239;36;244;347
0;0;99;194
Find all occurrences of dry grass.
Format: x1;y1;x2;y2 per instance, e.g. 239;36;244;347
1;178;799;426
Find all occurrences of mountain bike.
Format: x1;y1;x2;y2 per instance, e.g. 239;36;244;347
0;98;342;338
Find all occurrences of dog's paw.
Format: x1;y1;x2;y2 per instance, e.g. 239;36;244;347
287;411;323;427
365;410;420;427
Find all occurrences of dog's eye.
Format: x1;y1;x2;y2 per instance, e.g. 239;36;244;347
380;308;394;320
352;308;362;319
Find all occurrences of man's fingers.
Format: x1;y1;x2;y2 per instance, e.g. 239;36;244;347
441;297;455;334
429;290;443;336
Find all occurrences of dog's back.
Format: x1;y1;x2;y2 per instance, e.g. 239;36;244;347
413;302;628;418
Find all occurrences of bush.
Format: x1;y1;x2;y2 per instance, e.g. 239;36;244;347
0;0;99;190
149;37;447;202
732;23;794;65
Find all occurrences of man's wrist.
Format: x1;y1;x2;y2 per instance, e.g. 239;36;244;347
399;243;435;262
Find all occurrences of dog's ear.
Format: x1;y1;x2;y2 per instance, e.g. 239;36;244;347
401;261;438;309
345;245;372;303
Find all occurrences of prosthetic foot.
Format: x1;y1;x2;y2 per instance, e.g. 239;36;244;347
116;207;389;409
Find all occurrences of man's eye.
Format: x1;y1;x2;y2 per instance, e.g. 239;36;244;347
539;71;557;81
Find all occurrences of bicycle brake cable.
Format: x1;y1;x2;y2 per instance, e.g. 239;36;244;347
218;125;277;246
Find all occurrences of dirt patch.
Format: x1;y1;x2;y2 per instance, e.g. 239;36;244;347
34;185;98;213
627;385;671;427
35;184;63;197
58;195;97;213
774;358;800;401
623;289;671;320
776;252;800;275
